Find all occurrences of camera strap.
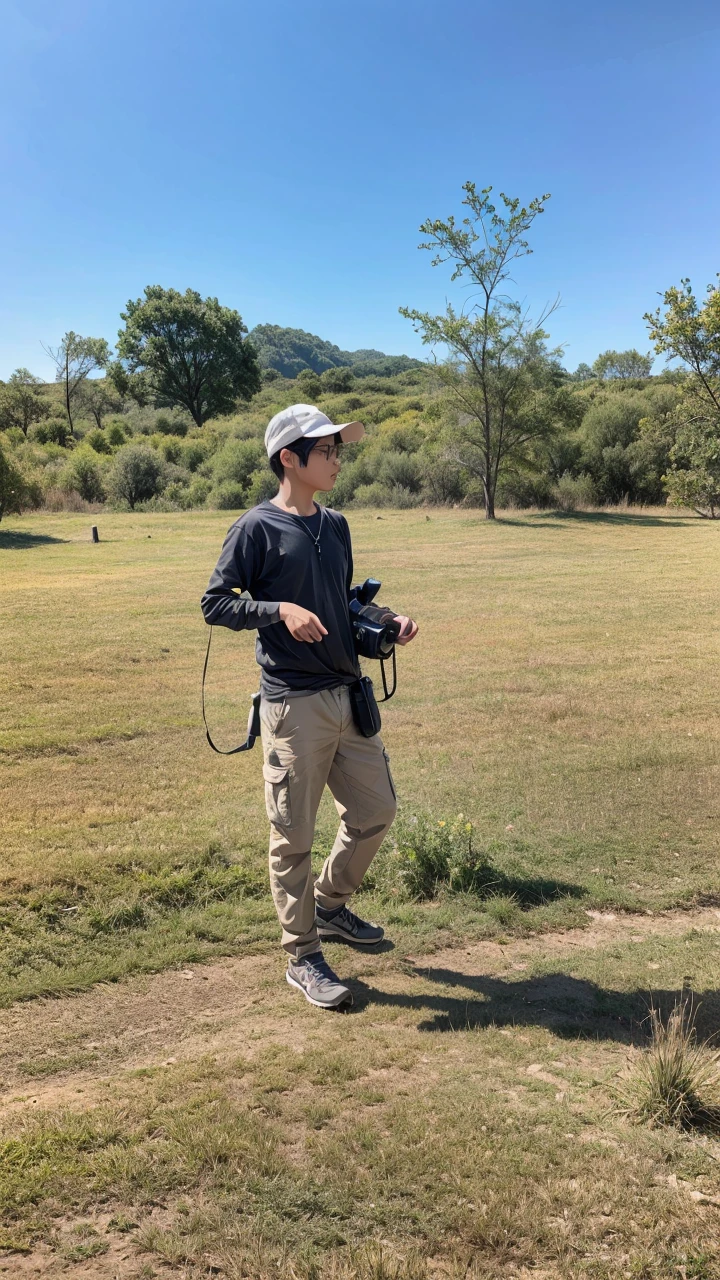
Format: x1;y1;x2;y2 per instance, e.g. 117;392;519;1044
378;648;397;701
201;626;261;755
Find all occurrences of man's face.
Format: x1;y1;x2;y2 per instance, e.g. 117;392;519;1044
298;434;343;491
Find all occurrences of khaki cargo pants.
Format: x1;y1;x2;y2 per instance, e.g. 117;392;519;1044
260;685;397;958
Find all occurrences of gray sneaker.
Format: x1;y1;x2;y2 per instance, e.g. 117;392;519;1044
286;951;352;1009
316;903;385;947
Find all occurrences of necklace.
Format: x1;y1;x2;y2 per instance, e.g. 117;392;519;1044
298;505;324;559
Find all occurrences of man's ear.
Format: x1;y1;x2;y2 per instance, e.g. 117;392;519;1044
279;447;296;471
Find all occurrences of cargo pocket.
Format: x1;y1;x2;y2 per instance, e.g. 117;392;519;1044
382;749;396;801
263;762;292;827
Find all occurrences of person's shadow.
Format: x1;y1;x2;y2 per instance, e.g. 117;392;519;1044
346;965;720;1045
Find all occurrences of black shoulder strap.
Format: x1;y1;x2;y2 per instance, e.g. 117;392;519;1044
202;627;261;754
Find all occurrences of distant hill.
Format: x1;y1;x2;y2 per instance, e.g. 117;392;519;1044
248;324;422;379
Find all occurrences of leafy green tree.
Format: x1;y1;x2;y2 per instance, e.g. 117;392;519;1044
663;415;720;517
645;277;720;516
0;369;50;437
570;362;594;382
320;366;354;393
400;183;560;518
76;376;124;428
0;438;28;520
108;442;165;508
42;333;110;432
645;277;720;418
113;286;261;427
592;349;653;380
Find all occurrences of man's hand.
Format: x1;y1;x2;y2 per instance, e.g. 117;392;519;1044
279;602;328;642
393;615;418;646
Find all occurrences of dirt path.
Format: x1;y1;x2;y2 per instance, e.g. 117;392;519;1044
3;904;720;1278
2;904;718;1113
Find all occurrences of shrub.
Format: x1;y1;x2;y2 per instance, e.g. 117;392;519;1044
211;480;247;510
0;440;30;520
331;454;377;506
352;482;394;508
212;438;265;489
108;443;165;509
495;471;555;509
375;417;424;454
296;369;322;399
377;451;422;492
106;421;127;448
153;434;185;464
33;418;72;447
154;413;188;436
60;448;106;502
85;428;112;454
419;455;465;504
2;426;26;447
388;483;421;509
320;366;354;393
185;476;212;507
246;467;277;506
374;812;494;901
552;471;598;511
179;440;207;472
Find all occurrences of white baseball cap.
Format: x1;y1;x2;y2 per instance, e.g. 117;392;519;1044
264;403;365;458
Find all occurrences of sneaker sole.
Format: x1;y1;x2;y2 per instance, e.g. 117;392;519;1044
317;922;384;946
286;971;353;1009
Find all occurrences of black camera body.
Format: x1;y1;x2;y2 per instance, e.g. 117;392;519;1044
349;578;400;661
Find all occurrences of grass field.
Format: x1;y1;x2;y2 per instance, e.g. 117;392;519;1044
2;506;720;1278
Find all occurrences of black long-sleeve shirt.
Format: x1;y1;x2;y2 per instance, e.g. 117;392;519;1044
201;500;361;699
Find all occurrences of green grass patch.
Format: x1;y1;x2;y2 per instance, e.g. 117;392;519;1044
1;507;719;1000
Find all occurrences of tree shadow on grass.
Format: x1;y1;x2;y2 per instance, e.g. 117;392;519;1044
349;967;720;1046
498;511;691;530
0;530;67;549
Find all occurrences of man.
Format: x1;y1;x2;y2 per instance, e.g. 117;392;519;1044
201;403;418;1010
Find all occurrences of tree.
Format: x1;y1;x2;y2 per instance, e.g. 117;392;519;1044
0;438;28;520
663;413;720;517
645;277;720;517
108;442;165;509
42;333;110;433
0;369;50;437
400;183;559;518
592;349;653;380
320;365;354;393
570;362;594;382
645;277;720;418
113;286;261;427
76;376;124;428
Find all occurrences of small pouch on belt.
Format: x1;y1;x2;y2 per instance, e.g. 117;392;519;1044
349;676;382;738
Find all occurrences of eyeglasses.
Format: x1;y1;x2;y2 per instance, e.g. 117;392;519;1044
312;443;343;462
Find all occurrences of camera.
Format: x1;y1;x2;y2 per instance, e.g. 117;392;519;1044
349;578;400;661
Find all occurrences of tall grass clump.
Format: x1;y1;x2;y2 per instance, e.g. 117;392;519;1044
619;1001;720;1130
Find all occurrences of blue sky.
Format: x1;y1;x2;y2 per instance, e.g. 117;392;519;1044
1;0;719;380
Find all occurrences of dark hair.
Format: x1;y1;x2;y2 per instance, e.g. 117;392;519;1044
269;432;341;481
